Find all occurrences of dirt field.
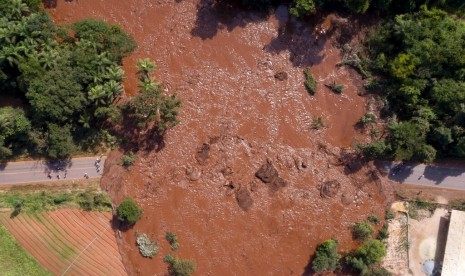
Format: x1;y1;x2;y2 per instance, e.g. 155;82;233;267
0;209;127;275
48;1;393;275
408;208;449;276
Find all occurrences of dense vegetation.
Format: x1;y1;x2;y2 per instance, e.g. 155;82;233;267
311;239;341;273
0;224;52;276
345;238;387;275
0;0;181;161
0;190;112;215
116;196;142;224
164;254;196;276
359;7;465;162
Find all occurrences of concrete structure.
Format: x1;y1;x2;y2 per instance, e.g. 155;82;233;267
442;210;465;276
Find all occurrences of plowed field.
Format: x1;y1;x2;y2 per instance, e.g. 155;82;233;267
0;209;126;276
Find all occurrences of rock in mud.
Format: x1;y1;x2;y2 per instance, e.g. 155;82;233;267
185;165;202;181
236;188;253;211
255;160;288;191
255;160;278;183
274;71;288;81
195;143;210;165
320;180;341;198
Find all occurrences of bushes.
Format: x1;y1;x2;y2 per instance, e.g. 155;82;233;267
120;152;136;167
352;221;375;240
304;68;317;95
164;254;196;276
136;233;158;258
166;232;180;251
116;196;142;224
311;239;341;273
346;238;387;274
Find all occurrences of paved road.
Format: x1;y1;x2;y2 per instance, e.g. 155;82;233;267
0;156;106;185
379;161;465;190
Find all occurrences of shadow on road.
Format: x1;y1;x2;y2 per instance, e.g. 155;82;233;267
0;161;6;171
423;165;464;185
386;163;415;184
42;159;73;173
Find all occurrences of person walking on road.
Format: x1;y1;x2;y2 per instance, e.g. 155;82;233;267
84;173;89;179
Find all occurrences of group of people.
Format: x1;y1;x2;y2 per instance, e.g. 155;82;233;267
46;155;103;180
47;167;67;180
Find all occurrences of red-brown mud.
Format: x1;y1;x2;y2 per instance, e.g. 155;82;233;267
49;1;393;275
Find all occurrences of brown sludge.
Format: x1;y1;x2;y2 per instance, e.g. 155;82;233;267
49;1;392;275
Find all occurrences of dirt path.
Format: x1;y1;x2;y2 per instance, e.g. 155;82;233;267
48;1;392;275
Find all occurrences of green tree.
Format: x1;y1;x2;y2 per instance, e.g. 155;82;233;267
311;239;341;273
46;123;75;159
116;196;142;224
352;221;374;240
346;239;387;274
290;0;316;17
346;0;370;13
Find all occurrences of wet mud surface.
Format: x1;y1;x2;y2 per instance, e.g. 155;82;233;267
49;1;392;275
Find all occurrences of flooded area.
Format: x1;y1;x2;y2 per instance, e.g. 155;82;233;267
48;1;392;274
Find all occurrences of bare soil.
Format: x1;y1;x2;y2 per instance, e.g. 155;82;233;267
48;1;393;275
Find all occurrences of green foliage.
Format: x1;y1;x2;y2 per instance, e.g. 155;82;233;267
358;140;388;159
352;221;375;240
166;232;180;251
120;152;136;167
385;210;395;220
346;239;387;274
367;214;380;225
290;0;316;17
358;113;377;126
324;81;344;93
311;239;341;273
346;0;370;13
0;190;111;213
450;199;465;211
377;223;389;240
136;233;158;258
0;1;136;160
304;68;317;95
127;59;181;132
164;254;196;276
368;8;465;161
116;197;142;224
0;224;52;276
71;19;137;63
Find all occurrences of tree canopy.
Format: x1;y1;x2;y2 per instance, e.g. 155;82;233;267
364;7;465;162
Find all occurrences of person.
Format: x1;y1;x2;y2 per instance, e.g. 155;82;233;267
57;174;60;180
419;174;424;180
47;172;52;179
84;173;89;179
64;170;67;179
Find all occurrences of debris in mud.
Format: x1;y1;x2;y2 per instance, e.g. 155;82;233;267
320;180;341;198
274;71;288;81
293;155;307;171
221;166;234;177
185;165;202;181
195;143;210;165
236;188;253;211
224;181;236;190
255;159;288;191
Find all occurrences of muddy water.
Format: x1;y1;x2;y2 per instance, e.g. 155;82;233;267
49;1;391;275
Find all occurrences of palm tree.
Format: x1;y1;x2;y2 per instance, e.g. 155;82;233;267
104;80;124;102
104;64;124;82
137;77;160;92
88;85;107;105
136;58;156;78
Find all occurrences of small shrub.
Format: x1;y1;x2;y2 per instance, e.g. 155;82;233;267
324;81;344;93
377;223;389;240
311;116;324;130
116;196;142;224
166;232;180;251
53;193;72;204
311;239;341;273
164;254;196;276
358;113;377;126
367;214;380;225
352;221;374;240
304;68;317;95
346;238;387;274
385;210;395;220
136;233;158;258
407;199;438;219
120;152;136;167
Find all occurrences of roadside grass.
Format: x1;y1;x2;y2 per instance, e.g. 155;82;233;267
0;224;52;276
407;198;438;219
0;188;112;214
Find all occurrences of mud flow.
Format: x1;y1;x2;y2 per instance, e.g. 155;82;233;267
49;1;391;275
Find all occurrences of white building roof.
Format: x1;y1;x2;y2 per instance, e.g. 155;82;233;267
442;210;465;276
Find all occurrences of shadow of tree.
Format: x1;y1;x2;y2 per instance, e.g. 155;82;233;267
191;0;271;40
423;165;464;185
42;0;76;9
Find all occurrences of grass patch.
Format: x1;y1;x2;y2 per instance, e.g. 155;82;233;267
311;116;325;130
407;198;438;219
304;68;317;95
0;224;52;275
0;190;112;214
